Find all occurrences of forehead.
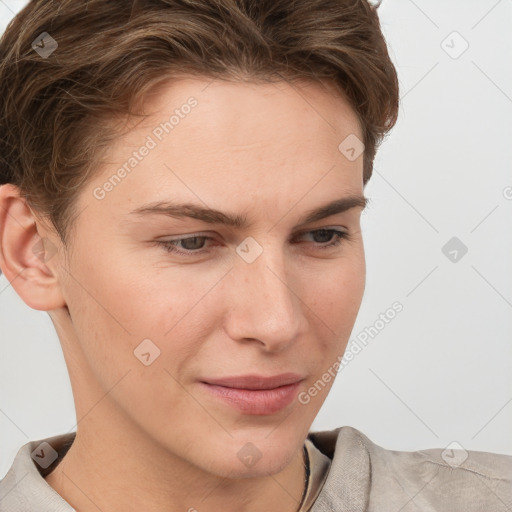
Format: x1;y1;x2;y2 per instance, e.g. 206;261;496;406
140;76;363;143
81;76;364;224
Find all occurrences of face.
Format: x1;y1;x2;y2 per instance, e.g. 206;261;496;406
50;77;366;478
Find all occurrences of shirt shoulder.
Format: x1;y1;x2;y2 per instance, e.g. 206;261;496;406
0;433;76;512
308;426;512;512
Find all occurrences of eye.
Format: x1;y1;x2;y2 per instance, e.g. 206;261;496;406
155;228;351;257
156;235;213;255
293;229;351;250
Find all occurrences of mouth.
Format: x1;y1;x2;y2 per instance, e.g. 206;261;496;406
199;373;304;415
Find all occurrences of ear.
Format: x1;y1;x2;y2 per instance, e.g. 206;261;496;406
0;184;67;311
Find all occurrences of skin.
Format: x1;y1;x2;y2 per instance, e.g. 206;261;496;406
0;77;367;512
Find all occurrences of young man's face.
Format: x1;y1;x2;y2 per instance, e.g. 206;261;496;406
46;77;366;477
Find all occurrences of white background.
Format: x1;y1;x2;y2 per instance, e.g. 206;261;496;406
1;0;511;479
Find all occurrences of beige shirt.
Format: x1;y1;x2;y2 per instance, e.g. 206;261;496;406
300;438;331;511
1;426;511;511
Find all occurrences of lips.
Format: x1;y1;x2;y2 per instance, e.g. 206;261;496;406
202;373;304;390
199;373;304;415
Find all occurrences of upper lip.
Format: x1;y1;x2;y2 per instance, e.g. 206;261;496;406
202;373;304;390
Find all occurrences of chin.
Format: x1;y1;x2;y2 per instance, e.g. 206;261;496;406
206;435;301;479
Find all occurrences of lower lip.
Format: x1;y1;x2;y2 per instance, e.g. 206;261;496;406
199;381;302;415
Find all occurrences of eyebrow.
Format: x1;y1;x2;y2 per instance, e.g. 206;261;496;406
128;195;368;229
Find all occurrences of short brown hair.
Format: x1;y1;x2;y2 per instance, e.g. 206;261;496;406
0;0;399;246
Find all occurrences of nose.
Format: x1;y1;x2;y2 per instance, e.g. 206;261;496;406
223;245;307;352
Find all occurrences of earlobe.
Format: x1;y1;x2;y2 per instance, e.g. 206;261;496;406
0;184;67;311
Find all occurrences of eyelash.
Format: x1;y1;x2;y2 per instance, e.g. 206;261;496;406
155;229;351;257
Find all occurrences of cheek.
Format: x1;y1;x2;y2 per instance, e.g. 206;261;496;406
302;253;365;353
73;239;207;333
306;254;365;320
67;248;227;385
62;254;209;419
